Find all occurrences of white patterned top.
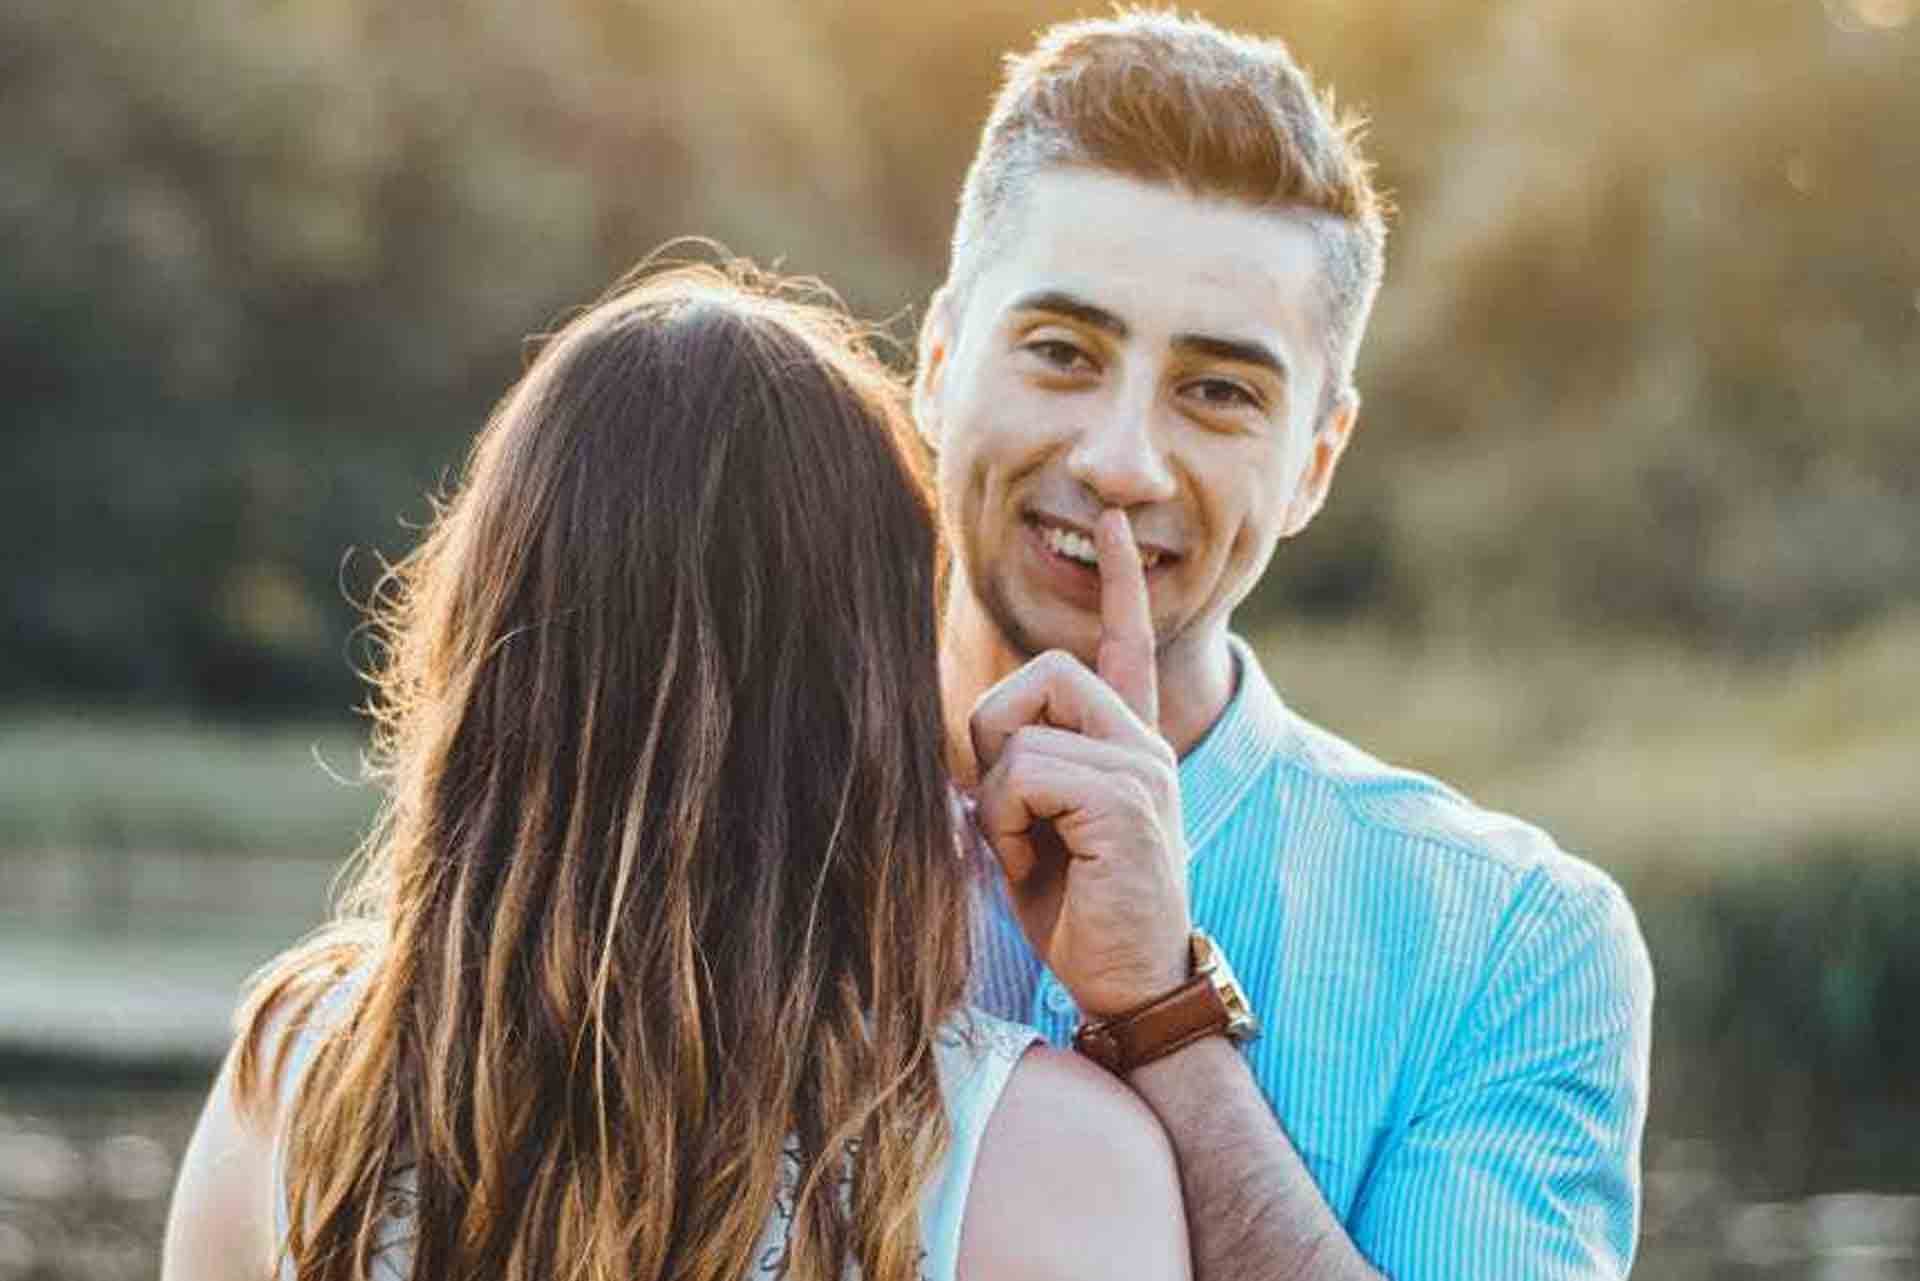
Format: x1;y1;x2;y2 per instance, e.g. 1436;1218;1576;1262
270;988;1037;1281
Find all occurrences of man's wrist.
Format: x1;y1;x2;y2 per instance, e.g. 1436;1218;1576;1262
1124;1027;1248;1090
1073;930;1260;1075
1087;945;1193;1019
1063;927;1191;1020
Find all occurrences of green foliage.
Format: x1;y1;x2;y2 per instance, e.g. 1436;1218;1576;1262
5;0;1918;710
0;714;376;855
1639;850;1920;1195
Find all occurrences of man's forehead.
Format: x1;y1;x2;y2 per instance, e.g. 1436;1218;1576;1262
979;171;1322;316
965;172;1328;373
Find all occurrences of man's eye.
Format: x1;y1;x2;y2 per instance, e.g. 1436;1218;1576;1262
1187;378;1261;410
1025;339;1093;371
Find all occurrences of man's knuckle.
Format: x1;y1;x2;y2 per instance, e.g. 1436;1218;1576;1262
1118;773;1157;816
1003;726;1040;768
1148;757;1178;801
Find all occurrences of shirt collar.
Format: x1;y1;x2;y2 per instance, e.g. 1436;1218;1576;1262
1178;634;1296;857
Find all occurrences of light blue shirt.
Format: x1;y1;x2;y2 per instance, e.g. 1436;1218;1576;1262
969;636;1654;1280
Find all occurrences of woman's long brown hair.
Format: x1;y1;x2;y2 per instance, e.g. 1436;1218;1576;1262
233;261;970;1281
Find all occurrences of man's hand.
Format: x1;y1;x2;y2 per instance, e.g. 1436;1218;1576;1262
971;509;1193;1017
973;511;1393;1281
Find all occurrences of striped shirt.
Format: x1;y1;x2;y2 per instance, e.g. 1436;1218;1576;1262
968;636;1654;1280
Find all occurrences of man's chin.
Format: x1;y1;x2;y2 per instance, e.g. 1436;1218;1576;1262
979;584;1102;665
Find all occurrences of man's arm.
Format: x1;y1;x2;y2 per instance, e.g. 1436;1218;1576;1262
1345;869;1653;1279
970;511;1379;1281
1127;868;1651;1281
969;511;1651;1280
1130;1037;1382;1281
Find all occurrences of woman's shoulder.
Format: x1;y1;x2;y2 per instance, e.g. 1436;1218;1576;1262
958;1041;1190;1281
162;1035;287;1280
162;948;373;1281
986;1044;1180;1188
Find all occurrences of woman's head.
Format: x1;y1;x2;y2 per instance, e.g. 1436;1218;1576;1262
240;261;970;1281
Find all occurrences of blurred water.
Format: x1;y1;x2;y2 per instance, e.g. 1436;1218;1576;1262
1639;1133;1920;1279
5;852;1918;1278
0;1078;204;1281
1;1072;1915;1279
0;850;333;1061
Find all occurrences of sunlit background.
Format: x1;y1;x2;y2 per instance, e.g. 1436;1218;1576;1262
3;0;1917;1276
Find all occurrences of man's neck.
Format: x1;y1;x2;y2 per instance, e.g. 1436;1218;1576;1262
940;595;1238;785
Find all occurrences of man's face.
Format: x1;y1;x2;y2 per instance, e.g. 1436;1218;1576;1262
919;169;1356;675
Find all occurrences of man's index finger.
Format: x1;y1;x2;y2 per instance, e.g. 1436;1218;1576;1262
1096;508;1158;726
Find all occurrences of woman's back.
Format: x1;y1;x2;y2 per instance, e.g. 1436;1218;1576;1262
166;995;1187;1280
159;261;1187;1280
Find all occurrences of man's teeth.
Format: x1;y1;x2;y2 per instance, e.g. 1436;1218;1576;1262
1038;524;1162;569
1043;525;1099;565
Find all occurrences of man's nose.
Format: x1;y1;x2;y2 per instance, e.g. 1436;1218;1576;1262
1064;391;1176;509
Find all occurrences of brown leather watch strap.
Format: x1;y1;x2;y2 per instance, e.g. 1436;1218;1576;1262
1072;971;1231;1076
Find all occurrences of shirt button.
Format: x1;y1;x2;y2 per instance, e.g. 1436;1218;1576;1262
1045;984;1076;1016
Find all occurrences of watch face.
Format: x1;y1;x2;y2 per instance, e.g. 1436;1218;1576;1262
1197;931;1262;1042
1218;979;1261;1042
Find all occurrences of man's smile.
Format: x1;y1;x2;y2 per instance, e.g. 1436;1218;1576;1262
1017;510;1180;611
1024;511;1176;571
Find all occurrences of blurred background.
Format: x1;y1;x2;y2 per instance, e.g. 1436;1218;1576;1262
1;0;1915;1275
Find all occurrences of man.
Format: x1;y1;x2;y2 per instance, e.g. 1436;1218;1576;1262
916;12;1653;1281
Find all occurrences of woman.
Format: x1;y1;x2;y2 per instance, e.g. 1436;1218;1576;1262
161;263;1188;1281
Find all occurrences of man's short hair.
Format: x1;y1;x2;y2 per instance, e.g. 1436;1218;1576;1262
947;10;1388;414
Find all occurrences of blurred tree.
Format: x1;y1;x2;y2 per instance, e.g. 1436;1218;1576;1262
4;0;1915;711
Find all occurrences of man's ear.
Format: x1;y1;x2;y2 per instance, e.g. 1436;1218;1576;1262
1280;388;1360;538
913;285;955;447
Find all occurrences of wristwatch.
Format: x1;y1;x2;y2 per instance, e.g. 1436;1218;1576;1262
1072;930;1260;1075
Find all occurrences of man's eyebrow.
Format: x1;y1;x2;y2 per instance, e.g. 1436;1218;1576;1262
1009;292;1289;384
1008;290;1129;338
1172;333;1290;384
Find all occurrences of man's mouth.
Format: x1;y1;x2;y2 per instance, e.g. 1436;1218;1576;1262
1029;515;1169;571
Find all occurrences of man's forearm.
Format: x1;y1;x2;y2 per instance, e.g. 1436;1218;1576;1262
1128;1037;1385;1281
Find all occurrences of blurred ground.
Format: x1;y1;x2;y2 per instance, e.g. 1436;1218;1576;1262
0;1079;197;1281
10;1087;1910;1281
4;615;1917;1277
